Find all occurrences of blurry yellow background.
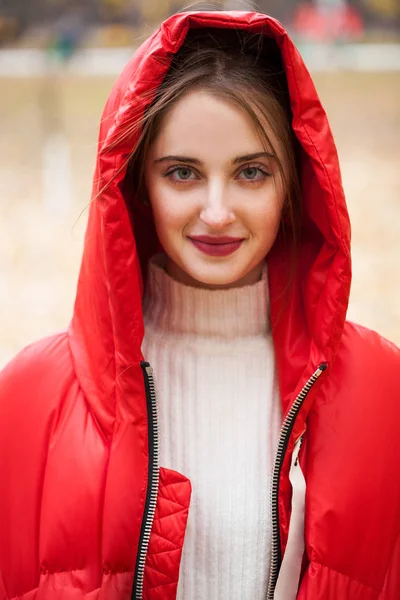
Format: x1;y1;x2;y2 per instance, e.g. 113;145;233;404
1;1;400;366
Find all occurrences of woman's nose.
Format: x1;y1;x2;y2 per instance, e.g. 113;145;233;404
199;182;235;228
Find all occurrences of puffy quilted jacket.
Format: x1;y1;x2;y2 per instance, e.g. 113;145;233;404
1;10;400;600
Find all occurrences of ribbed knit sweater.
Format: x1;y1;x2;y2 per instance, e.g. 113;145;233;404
142;255;282;600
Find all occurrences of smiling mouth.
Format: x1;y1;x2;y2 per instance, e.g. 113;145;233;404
188;236;245;257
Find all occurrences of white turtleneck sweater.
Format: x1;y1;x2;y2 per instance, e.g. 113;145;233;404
142;256;282;600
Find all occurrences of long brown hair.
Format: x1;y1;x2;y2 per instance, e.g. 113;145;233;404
128;26;301;252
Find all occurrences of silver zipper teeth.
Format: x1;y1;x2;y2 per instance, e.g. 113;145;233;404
134;365;160;600
266;365;326;600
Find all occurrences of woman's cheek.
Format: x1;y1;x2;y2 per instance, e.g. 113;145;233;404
249;193;283;228
152;197;188;242
165;191;200;229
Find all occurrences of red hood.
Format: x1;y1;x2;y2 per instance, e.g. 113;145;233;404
69;11;351;435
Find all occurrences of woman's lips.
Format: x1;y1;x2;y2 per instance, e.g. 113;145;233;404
188;236;244;257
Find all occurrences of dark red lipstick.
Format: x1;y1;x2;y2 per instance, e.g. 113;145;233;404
188;235;244;257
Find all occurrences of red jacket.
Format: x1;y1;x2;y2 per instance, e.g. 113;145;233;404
1;11;399;600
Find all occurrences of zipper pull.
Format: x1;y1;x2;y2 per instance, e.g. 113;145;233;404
293;434;304;467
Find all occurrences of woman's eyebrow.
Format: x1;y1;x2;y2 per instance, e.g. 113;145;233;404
153;155;202;165
233;152;275;164
153;151;276;165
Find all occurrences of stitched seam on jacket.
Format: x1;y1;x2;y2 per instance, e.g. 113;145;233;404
284;41;344;247
66;332;110;443
312;562;379;594
148;543;182;556
97;150;119;586
379;527;400;596
284;37;349;361
36;407;61;590
0;570;10;600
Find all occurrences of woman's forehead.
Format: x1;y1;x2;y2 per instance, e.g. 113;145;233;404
149;89;282;163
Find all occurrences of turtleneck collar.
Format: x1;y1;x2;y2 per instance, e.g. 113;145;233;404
143;255;270;339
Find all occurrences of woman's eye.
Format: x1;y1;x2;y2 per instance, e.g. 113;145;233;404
238;166;269;181
167;167;197;181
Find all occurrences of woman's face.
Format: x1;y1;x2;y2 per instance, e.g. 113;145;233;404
144;90;288;289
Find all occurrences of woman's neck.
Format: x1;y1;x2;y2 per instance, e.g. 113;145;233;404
143;254;270;339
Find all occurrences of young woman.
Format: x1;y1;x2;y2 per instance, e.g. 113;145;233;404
0;10;399;600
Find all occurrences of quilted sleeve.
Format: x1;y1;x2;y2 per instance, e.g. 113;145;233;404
0;333;73;599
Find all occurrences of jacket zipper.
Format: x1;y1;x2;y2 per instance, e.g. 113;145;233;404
132;362;160;600
266;363;327;600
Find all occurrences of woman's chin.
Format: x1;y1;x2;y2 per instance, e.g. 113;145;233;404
166;254;263;290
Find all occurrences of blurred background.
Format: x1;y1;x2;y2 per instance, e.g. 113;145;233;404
0;0;399;366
